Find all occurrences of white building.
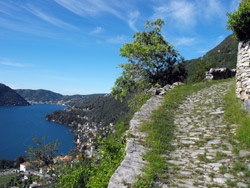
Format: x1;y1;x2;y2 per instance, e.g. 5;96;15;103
20;162;31;172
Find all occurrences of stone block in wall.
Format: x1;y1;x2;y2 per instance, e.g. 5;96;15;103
237;81;242;88
236;40;250;102
243;99;250;111
205;68;236;81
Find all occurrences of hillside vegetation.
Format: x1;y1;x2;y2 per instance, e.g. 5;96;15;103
186;34;238;80
16;89;105;107
16;89;63;102
0;84;29;106
45;94;131;127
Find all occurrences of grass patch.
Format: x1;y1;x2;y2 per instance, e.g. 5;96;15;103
233;162;247;171
0;174;17;187
208;172;215;178
214;151;227;161
226;179;237;187
224;83;250;149
219;165;227;174
197;153;210;163
133;79;233;187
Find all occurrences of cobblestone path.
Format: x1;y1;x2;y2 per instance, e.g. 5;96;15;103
164;81;250;188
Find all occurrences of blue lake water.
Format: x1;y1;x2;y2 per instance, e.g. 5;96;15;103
0;104;74;160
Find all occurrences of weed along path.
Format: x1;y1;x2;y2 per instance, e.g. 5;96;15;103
164;81;250;187
108;95;164;188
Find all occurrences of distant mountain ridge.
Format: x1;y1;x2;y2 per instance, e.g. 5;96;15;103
16;89;63;102
16;89;105;107
186;34;238;78
0;84;29;106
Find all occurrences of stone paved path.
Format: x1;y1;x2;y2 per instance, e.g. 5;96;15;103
164;81;250;188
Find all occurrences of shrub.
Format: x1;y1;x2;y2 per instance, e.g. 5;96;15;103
227;0;250;41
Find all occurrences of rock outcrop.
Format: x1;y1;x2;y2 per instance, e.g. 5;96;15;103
205;68;236;81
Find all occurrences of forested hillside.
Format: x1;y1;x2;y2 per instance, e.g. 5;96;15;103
16;89;63;103
16;89;105;107
0;84;29;106
186;34;238;79
45;94;130;128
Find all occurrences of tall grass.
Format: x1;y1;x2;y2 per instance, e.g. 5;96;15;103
224;83;250;149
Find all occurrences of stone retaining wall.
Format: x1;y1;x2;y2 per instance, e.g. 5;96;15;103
108;96;164;188
205;68;236;81
236;40;250;110
108;82;183;187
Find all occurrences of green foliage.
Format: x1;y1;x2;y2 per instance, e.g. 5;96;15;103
112;19;187;101
185;34;238;81
56;160;92;188
227;0;250;41
0;156;26;170
226;179;237;187
190;61;211;83
16;89;104;107
26;135;60;169
0;174;17;187
0;159;15;170
16;89;63;103
224;83;250;149
0;174;40;188
87;138;126;187
128;91;152;112
56;120;128;187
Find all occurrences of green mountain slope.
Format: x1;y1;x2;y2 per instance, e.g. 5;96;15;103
16;89;105;107
61;94;106;107
16;89;63;103
186;34;238;78
45;94;130;128
0;84;29;106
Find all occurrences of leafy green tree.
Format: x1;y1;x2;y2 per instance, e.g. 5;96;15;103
190;61;211;83
227;0;250;41
25;135;60;169
14;156;26;167
112;19;187;100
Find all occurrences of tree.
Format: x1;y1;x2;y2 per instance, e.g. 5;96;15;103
14;156;26;167
227;0;250;41
190;61;211;83
112;19;187;100
25;135;60;169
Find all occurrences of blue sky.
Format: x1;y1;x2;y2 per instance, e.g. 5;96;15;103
0;0;240;95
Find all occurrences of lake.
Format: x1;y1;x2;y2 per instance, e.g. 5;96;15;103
0;104;74;160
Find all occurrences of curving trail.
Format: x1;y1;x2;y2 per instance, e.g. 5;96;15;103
163;81;250;188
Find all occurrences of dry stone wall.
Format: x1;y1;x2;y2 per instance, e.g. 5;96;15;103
205;68;236;81
108;96;164;188
236;40;250;110
108;82;182;188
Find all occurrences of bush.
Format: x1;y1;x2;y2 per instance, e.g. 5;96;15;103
190;61;211;83
227;0;250;41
